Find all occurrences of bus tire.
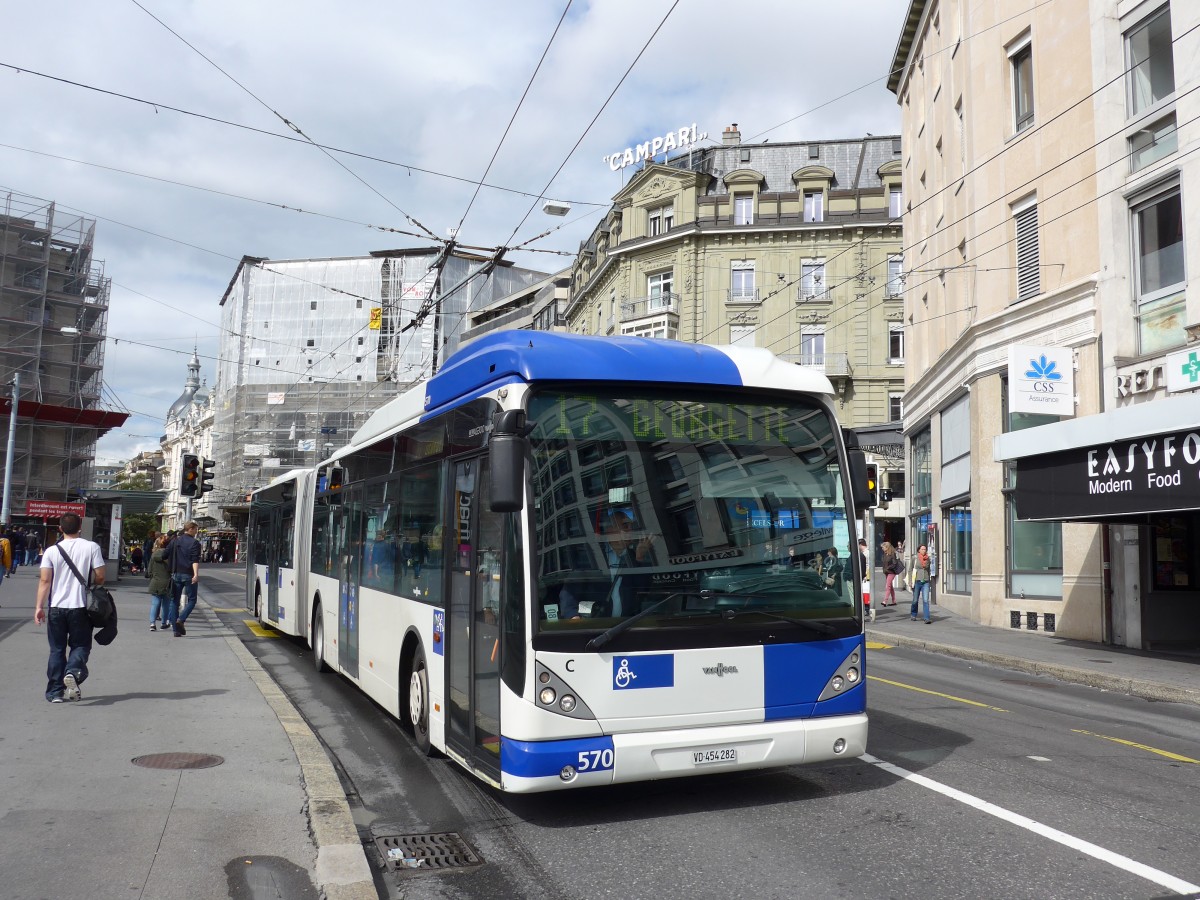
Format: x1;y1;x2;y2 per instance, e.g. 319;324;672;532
254;584;261;620
408;645;435;756
312;602;329;673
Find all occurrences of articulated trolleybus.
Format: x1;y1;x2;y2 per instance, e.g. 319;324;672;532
248;332;873;793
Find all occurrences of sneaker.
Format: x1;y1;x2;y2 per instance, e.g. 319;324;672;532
50;697;64;703
150;624;157;631
63;673;81;702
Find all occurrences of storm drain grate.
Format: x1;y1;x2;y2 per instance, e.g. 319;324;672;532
375;832;483;874
132;752;225;770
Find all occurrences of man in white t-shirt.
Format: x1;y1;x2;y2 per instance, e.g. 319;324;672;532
34;513;106;703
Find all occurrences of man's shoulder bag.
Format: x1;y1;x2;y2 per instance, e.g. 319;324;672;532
53;544;115;628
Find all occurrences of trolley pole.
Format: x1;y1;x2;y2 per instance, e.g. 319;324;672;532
1;372;19;526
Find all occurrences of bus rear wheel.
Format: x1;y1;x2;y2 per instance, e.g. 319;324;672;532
312;603;329;673
408;645;434;756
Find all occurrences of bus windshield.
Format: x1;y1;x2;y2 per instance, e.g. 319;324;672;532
529;388;859;641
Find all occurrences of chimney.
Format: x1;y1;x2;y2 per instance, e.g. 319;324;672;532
722;123;741;146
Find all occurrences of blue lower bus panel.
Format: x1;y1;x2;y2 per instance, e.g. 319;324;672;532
502;735;617;779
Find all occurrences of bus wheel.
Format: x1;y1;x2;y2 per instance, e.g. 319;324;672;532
312;603;329;673
254;585;261;619
408;646;434;756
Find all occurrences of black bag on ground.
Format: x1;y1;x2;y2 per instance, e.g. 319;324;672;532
53;544;116;627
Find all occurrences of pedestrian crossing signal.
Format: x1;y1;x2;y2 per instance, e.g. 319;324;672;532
200;458;216;495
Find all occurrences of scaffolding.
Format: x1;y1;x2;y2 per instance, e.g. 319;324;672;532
212;249;546;522
0;192;124;519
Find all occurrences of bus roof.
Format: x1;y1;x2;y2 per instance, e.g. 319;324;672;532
347;331;834;455
429;332;832;407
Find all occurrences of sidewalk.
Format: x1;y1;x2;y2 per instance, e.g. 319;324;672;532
0;567;376;900
866;580;1200;707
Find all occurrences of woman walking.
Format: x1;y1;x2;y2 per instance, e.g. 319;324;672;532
909;544;933;623
147;535;175;632
881;541;899;606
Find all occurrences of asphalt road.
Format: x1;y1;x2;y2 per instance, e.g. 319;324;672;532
203;568;1200;900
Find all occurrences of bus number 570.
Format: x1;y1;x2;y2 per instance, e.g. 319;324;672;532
577;749;615;772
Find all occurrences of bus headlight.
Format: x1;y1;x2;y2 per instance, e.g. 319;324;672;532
833;738;847;754
846;667;860;683
539;687;557;705
559;694;577;712
831;676;844;691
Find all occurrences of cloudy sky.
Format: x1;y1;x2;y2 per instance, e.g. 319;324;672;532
3;0;906;464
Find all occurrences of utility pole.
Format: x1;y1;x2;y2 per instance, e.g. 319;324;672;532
2;372;19;526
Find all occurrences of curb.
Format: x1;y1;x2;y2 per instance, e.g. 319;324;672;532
212;601;378;900
866;628;1200;707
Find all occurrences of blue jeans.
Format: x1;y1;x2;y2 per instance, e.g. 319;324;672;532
46;607;92;701
150;591;178;627
910;580;931;621
172;573;197;623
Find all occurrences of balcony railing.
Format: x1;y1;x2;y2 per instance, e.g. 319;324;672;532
797;285;830;302
727;288;759;304
780;352;852;377
622;291;678;319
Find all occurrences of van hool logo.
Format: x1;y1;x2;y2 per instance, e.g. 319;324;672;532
702;663;739;677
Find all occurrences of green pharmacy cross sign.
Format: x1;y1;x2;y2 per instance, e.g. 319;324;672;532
1181;351;1200;384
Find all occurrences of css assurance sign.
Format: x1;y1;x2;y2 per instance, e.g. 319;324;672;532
1008;345;1074;415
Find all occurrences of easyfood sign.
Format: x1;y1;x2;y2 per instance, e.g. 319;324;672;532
603;124;708;172
1013;426;1200;520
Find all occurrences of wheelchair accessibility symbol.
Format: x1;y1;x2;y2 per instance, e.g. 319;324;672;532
614;658;637;688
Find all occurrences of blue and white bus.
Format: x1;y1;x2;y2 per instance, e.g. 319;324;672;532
248;332;872;792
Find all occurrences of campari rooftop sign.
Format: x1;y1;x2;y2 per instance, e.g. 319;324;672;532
602;124;708;172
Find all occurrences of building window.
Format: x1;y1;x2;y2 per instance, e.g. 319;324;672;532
940;394;970;502
622;319;676;340
889;326;905;363
799;327;825;367
1127;8;1177;172
731;262;755;302
1133;184;1186;353
648;271;673;310
1001;385;1063;598
888;187;903;218
1013;198;1040;300
888;392;904;422
941;504;973;594
800;260;826;299
648;204;674;236
730;324;756;347
887;255;904;297
734;193;754;226
1011;39;1034;133
910;427;932;541
803;191;824;223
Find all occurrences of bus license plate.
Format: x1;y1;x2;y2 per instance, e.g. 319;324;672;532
692;746;737;765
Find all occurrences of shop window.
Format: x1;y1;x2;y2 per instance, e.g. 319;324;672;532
1149;514;1194;590
1003;394;1063;598
941;504;972;594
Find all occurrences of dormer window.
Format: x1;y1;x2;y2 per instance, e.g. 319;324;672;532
734;194;754;226
803;191;824;223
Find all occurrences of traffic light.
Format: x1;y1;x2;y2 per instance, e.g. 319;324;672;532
865;462;879;509
199;458;216;494
180;453;200;497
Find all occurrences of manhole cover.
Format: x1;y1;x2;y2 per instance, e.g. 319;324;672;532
375;833;483;874
1000;679;1056;690
132;752;225;770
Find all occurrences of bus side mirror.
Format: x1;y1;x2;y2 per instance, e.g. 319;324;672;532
490;410;530;513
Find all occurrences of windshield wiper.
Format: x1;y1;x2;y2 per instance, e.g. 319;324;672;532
585;594;681;651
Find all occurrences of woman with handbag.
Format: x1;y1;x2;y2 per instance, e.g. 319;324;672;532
881;541;899;606
147;535;175;632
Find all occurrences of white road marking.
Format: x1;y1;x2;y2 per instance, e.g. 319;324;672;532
1027;755;1051;762
862;753;1200;895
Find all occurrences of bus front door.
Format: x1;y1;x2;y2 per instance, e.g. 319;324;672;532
445;457;503;781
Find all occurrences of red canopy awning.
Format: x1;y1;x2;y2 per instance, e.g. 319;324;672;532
0;398;129;431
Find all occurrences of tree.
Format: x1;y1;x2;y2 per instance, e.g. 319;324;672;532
112;471;160;545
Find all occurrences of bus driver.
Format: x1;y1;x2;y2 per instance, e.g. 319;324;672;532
559;510;653;620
